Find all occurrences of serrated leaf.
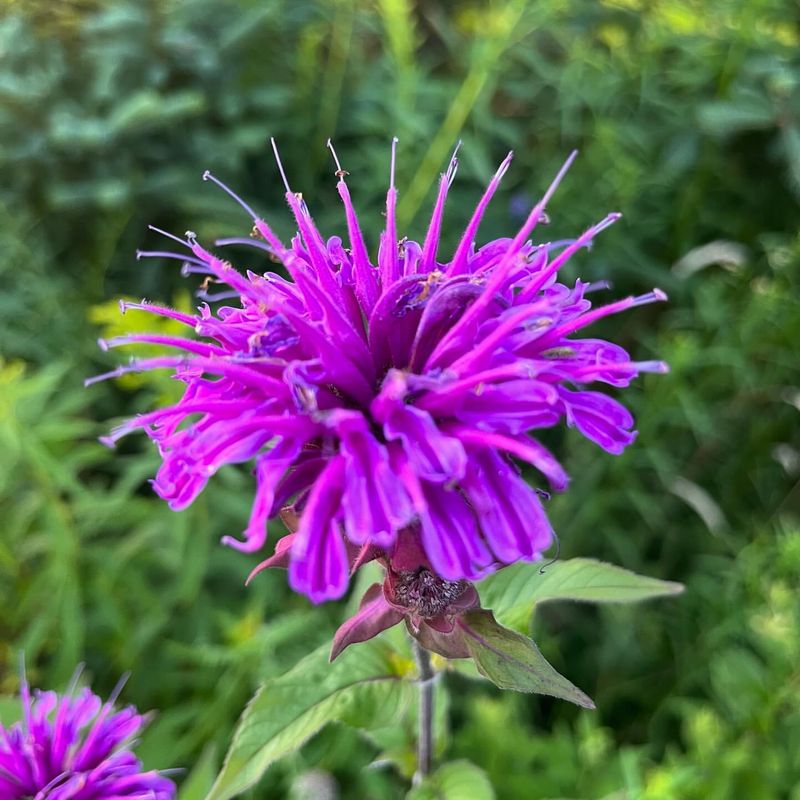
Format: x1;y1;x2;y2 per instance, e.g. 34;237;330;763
460;611;595;708
407;760;496;800
478;558;683;631
204;638;405;800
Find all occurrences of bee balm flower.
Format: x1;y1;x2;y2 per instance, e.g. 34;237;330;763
0;675;175;799
92;139;666;604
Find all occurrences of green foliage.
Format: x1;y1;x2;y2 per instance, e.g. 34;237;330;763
452;526;800;800
1;0;798;797
206;559;683;793
179;746;220;800
206;639;412;800
478;558;683;632
406;760;495;800
461;610;595;708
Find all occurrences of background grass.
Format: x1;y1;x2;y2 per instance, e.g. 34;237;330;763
1;0;798;798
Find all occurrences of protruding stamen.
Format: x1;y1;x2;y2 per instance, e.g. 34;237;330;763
635;360;670;373
215;237;276;256
428;152;581;369
585;280;612;293
203;170;259;220
496;151;514;180
117;300;196;327
197;288;241;302
65;664;85;698
327;138;348;179
107;672;131;706
270;137;292;194
181;262;212;277
148;225;191;248
507;150;579;254
446;140;462;187
537;286;668;346
633;287;668;305
381;137;401;283
85;365;130;387
135;249;207;268
447;150;514;277
540;150;578;211
519;211;624;300
419;142;462;273
593;211;622;234
98;334;223;357
539;529;560;574
389;136;399;189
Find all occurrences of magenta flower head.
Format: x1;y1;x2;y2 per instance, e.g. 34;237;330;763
0;673;175;799
91;139;666;614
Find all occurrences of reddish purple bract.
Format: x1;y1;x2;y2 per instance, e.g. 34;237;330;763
92;140;667;604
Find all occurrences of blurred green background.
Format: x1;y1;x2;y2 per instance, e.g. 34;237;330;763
1;0;799;797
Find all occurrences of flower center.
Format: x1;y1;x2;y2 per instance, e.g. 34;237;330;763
389;568;469;618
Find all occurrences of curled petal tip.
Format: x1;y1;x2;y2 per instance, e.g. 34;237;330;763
202;169;211;181
653;287;668;301
97;338;109;352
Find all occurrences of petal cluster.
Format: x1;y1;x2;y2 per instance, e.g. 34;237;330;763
93;140;666;603
0;677;175;800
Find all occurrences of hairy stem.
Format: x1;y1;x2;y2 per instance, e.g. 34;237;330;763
412;639;435;784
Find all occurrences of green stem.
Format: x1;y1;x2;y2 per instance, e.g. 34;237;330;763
412;639;435;783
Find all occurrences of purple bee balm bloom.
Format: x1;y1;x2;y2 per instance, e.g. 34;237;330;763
92;139;667;605
0;675;175;800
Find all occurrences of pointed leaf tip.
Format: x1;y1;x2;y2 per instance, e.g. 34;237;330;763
478;558;685;632
459;610;595;708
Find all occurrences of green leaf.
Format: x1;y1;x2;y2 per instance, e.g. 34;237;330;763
460;611;595;708
697;97;775;136
407;760;496;800
478;558;684;631
0;695;20;727
178;745;218;800
204;638;408;800
108;89;206;135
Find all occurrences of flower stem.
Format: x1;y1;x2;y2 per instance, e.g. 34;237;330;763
412;639;435;784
